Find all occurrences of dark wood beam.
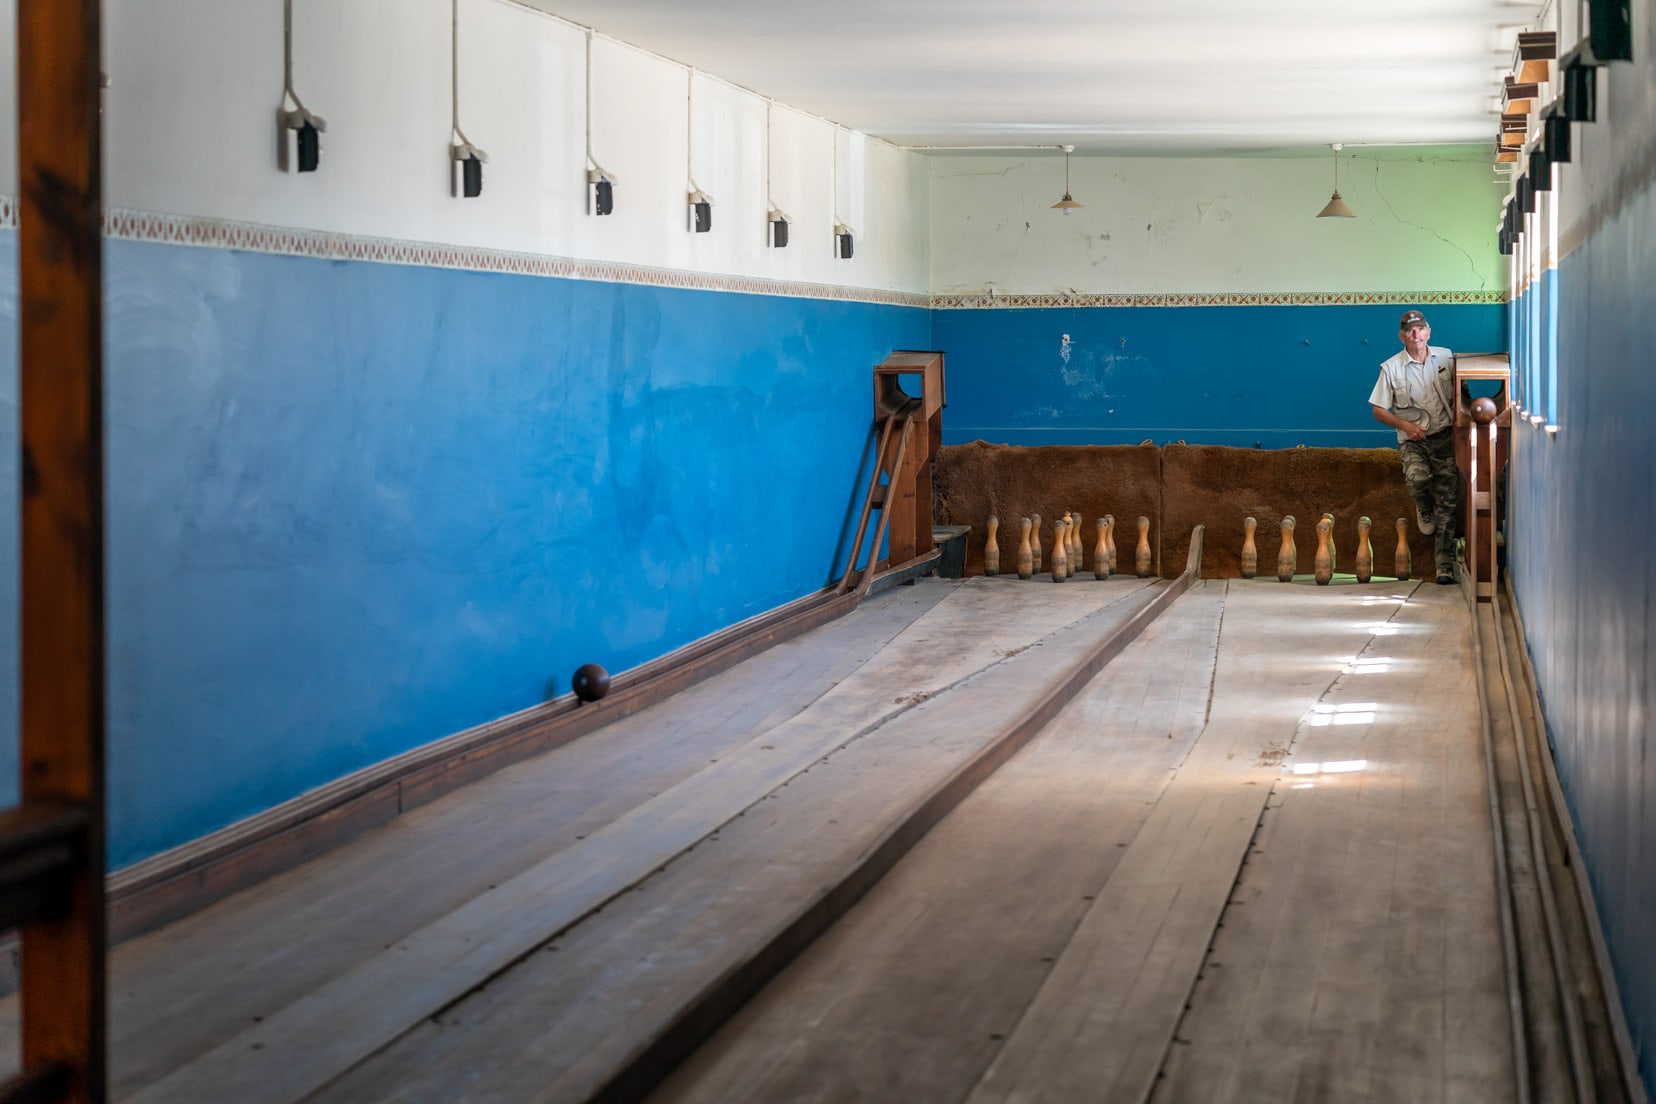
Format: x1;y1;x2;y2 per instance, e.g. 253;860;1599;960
16;0;107;1100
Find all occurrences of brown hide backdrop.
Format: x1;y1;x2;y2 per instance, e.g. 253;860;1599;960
933;441;1432;580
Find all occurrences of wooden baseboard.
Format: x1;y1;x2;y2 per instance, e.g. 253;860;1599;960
94;580;878;946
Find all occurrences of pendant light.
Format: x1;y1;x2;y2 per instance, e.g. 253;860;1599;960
1316;143;1356;219
1051;144;1082;213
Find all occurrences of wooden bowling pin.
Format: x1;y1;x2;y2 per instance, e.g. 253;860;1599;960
1030;514;1043;574
1051;519;1069;581
1313;517;1333;586
1070;512;1083;568
984;515;1000;576
1240;517;1257;579
1135;517;1152;577
1355;516;1373;583
1277;516;1296;582
1017;517;1033;579
1395;518;1412;580
1104;515;1118;574
1094;518;1110;580
1321;513;1337;576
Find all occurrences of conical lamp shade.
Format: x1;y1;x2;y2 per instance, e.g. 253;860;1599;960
1052;145;1082;210
1316;143;1356;218
1317;191;1356;218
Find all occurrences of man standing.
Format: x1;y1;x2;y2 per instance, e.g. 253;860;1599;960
1369;309;1462;584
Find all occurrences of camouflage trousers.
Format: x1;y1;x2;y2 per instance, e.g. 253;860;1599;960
1399;428;1461;573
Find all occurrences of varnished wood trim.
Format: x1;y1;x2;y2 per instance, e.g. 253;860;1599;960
15;0;108;1099
97;571;918;943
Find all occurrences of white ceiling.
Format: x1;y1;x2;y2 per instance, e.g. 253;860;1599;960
524;0;1549;155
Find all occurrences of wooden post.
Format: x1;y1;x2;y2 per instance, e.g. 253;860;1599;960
17;0;108;1100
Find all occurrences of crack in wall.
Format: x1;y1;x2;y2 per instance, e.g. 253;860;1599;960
1371;163;1488;292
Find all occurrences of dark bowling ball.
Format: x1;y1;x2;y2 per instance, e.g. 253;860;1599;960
572;663;611;703
1470;397;1499;424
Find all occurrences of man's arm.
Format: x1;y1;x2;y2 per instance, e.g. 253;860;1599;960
1372;403;1427;441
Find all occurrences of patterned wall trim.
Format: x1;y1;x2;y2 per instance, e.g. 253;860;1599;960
0;199;1506;309
930;289;1508;309
0;198;930;309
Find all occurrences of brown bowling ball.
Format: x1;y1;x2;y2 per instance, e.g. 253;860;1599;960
572;663;611;703
1470;397;1499;424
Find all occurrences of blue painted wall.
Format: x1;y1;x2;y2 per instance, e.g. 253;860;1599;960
932;304;1506;448
0;234;927;867
1507;175;1656;1096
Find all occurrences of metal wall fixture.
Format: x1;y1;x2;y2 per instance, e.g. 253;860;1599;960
584;29;616;215
277;0;326;172
765;99;790;247
1587;0;1633;62
1050;144;1082;213
1315;143;1356;219
685;67;712;233
832;126;854;259
448;0;487;199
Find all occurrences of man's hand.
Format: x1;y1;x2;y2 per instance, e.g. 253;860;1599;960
1400;420;1427;441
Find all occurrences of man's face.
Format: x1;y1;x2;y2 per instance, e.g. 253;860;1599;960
1401;322;1430;357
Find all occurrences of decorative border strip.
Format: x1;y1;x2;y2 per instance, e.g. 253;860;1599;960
99;207;933;308
0;199;1506;310
0;198;929;309
931;289;1507;309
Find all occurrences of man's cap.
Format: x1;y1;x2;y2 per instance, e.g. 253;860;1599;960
1399;309;1428;329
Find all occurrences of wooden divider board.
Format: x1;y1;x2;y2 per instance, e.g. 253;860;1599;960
113;577;1159;1104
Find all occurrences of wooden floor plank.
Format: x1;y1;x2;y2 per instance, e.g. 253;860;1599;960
650;584;1230;1104
3;575;1525;1104
2;580;955;1093
117;579;1159;1104
1152;581;1513;1104
304;580;1173;1104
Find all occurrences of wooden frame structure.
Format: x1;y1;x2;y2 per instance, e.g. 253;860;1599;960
1454;353;1512;603
870;352;945;569
1;2;109;1102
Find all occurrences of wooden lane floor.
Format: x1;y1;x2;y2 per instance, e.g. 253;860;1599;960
652;578;1512;1104
0;573;1168;1101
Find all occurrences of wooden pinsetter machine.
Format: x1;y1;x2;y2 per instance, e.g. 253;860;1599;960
837;352;946;595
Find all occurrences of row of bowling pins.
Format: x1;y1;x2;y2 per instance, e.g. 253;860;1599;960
981;513;1153;582
1240;514;1412;585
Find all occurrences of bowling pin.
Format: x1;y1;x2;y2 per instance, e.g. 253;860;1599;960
1314;517;1333;585
1277;516;1296;582
984;514;1000;576
1070;512;1083;568
1051;519;1069;582
1104;515;1118;574
1094;518;1110;580
1135;517;1152;577
1321;512;1337;576
1395;518;1412;580
1240;517;1257;579
1017;517;1033;580
1030;514;1043;574
1355;516;1373;584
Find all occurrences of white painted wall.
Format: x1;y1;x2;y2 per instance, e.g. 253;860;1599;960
930;148;1502;296
0;0;929;295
